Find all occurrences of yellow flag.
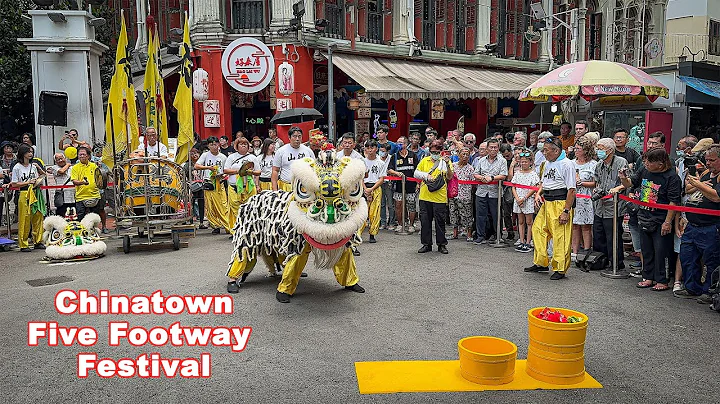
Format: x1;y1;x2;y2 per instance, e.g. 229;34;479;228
143;28;166;145
103;11;140;169
174;14;193;164
153;28;169;146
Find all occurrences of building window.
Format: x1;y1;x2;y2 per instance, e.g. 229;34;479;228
710;20;720;56
420;0;436;48
453;0;465;52
367;0;384;43
588;12;602;60
501;0;529;59
231;0;266;31
325;0;345;38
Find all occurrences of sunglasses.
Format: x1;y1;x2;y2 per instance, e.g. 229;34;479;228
464;140;474;144
518;152;531;157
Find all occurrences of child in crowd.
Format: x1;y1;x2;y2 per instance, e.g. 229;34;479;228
511;149;539;253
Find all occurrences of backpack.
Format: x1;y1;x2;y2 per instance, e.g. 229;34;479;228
576;250;609;272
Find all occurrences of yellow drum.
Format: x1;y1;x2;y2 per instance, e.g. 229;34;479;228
121;158;183;215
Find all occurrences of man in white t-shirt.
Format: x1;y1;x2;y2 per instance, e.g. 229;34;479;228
525;136;577;280
224;137;261;233
336;132;364;160
47;153;75;217
354;139;385;256
137;127;169;158
272;126;314;192
195;136;230;233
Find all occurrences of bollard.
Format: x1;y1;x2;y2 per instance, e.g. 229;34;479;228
601;192;629;279
396;176;410;236
491;181;509;248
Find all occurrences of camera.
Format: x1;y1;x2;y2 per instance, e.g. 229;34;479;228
591;189;607;202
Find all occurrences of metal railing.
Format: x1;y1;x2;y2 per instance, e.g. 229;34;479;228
324;1;345;38
367;12;384;43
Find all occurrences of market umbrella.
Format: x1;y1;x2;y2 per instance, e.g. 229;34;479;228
269;108;324;125
519;60;669;102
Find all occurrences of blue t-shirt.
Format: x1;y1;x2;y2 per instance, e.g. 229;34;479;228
379;140;400;155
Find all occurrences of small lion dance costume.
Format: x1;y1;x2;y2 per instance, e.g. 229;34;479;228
42;209;107;261
226;151;368;303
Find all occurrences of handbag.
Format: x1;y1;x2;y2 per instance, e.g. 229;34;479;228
447;172;459;198
82;198;100;208
54;177;72;208
190;181;204;193
425;160;445;192
203;180;215;191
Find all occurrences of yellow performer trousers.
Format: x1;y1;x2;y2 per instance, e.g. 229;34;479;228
532;199;573;273
227;250;283;279
277;244;360;295
358;186;382;237
204;184;230;231
18;190;44;249
259;180;272;192
277;180;292;192
228;184;256;232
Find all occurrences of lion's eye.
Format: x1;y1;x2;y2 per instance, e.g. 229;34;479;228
294;179;315;202
345;181;362;202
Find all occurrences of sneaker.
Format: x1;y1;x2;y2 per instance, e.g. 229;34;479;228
696;294;713;304
407;225;416;233
520;244;533;253
672;282;684;293
379;224;386;230
488;236;497;243
198;224;208;230
438;245;448;254
369;235;376;243
514;244;525;252
630;261;642;269
345;284;366;293
395;225;403;232
550;272;566;280
506;232;515;240
34;243;46;250
473;238;486;245
352;247;360;256
673;289;698;299
417;245;432;253
212;228;220;234
514;239;523;246
524;264;549;272
529;240;534;248
227;281;239;294
571;253;577;262
20;248;32;252
629;269;643;278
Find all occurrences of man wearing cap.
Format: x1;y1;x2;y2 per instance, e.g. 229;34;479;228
525;136;577;280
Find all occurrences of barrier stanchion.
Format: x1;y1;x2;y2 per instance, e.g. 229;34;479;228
601;192;629;279
396;176;410;236
4;187;10;238
491;180;510;248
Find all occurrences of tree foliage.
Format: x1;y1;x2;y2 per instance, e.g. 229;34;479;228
0;0;35;139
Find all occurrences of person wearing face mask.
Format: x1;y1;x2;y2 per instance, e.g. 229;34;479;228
414;140;453;254
591;137;627;270
534;131;553;175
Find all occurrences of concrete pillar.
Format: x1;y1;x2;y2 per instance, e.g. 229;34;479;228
576;0;587;62
475;0;491;52
19;10;108;164
392;0;412;44
189;0;224;46
271;0;295;30
538;0;553;62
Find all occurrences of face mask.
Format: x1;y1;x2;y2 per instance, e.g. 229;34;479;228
596;149;607;160
536;142;544;149
676;150;685;158
379;150;387;158
430;152;441;161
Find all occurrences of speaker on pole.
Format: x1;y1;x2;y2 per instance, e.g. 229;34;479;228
38;91;68;127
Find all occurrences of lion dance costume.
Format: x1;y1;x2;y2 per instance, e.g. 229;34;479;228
42;208;107;261
226;151;368;303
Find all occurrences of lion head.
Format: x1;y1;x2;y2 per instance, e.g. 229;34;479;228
287;151;368;251
43;212;107;260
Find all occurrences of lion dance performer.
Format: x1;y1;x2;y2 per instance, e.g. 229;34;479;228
225;151;369;303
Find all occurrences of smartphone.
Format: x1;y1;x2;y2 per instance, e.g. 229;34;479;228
687;165;697;176
441;150;450;158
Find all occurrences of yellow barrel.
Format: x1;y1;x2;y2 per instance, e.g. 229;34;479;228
526;307;588;385
458;336;517;385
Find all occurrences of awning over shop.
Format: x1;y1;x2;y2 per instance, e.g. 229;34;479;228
328;53;543;100
679;76;720;100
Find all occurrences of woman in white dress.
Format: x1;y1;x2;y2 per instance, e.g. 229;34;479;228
571;135;597;261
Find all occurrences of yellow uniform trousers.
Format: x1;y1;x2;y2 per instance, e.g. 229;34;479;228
358;186;382;237
227;250;283;279
277;180;292;192
204;184;230;231
277;243;360;295
228;184;257;232
532;199;573;273
18;190;44;249
259;180;272;192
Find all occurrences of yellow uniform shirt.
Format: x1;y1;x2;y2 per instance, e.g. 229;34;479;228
416;156;452;204
71;162;101;201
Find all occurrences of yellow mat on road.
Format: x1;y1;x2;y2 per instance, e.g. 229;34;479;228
355;360;602;394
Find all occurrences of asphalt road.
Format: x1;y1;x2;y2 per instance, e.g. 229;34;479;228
0;227;718;403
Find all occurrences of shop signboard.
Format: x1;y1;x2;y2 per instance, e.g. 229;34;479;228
277;98;292;112
354;119;370;135
203;100;220;114
221;38;275;93
204;114;220;128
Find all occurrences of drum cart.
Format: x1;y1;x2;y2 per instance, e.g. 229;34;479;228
113;156;193;253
